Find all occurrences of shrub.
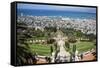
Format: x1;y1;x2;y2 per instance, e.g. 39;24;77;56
47;38;55;44
68;37;77;43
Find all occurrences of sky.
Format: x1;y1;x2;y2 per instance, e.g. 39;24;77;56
17;3;96;13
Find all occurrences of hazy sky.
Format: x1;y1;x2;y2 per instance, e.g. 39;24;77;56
17;3;96;13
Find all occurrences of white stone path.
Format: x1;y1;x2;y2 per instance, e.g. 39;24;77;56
51;39;71;62
57;39;70;62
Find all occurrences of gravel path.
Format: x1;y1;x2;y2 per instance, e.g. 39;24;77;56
82;53;95;61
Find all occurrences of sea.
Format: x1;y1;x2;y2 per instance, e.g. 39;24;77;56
17;9;96;19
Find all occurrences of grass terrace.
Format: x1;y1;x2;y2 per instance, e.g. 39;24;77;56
29;44;52;56
75;41;96;53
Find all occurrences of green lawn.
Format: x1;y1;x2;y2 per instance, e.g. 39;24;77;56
29;44;51;56
29;41;95;56
75;41;96;53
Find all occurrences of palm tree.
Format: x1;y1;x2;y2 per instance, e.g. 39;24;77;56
16;22;37;65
